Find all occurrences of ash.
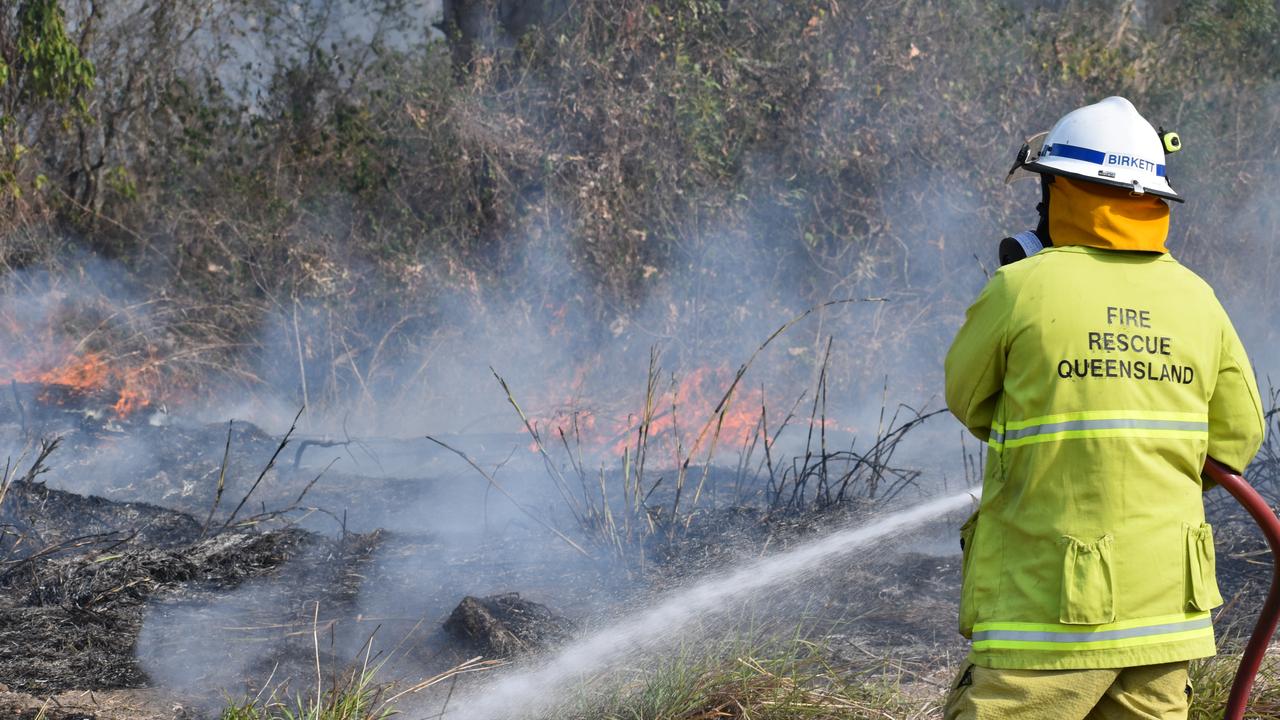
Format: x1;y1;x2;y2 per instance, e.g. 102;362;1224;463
0;406;1272;717
0;476;380;693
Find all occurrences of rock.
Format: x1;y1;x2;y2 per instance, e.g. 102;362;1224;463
444;593;574;658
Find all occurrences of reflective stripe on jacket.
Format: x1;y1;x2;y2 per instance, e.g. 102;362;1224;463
945;245;1265;670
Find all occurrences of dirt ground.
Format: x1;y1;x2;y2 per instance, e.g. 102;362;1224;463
0;687;195;720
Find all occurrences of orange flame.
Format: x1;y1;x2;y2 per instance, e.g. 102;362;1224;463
529;364;773;459
25;352;110;390
5;350;157;419
113;365;155;417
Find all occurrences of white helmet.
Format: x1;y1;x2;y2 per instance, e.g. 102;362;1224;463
1011;96;1183;202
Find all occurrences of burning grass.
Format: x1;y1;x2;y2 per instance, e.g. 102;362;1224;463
0;280;245;426
467;313;941;573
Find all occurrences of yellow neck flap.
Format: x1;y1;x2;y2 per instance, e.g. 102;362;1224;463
1047;176;1170;253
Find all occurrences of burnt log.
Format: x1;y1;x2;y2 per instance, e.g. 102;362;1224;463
444;592;574;657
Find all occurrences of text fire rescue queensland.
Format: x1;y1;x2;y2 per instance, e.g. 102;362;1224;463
1055;306;1195;384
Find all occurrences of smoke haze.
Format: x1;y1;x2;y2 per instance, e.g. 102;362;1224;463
0;0;1276;709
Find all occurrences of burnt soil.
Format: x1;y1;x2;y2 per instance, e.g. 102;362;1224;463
0;413;1275;718
0;479;382;694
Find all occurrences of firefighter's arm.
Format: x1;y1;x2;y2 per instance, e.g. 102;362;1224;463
945;272;1014;441
1206;313;1265;475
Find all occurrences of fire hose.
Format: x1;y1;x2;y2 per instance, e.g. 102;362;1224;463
1204;457;1280;719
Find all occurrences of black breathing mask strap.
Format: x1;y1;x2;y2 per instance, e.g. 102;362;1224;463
1035;175;1054;247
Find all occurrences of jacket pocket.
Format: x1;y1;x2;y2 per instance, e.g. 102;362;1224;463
1185;522;1224;611
958;510;979;636
1059;534;1116;625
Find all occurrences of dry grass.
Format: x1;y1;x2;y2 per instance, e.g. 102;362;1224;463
1189;652;1280;720
547;635;935;720
220;654;501;720
219;649;933;720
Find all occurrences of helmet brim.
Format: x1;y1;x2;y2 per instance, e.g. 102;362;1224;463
1024;161;1183;203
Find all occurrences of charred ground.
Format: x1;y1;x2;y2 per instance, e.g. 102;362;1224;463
0;402;1276;718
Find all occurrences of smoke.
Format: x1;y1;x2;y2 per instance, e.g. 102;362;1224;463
136;577;290;701
433;490;976;720
1;0;1276;708
1177;82;1280;383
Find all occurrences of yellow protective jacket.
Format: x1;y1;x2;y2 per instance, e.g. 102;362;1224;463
945;179;1265;670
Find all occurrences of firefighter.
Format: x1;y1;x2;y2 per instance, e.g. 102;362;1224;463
943;96;1266;719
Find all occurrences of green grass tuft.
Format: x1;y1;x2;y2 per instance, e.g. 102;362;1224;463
220;669;394;720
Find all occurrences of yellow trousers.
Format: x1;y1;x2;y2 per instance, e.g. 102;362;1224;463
943;661;1191;720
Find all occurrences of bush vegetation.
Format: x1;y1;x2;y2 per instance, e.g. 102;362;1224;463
0;0;1276;422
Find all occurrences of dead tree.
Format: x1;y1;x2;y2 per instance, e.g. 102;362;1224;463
436;0;569;72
